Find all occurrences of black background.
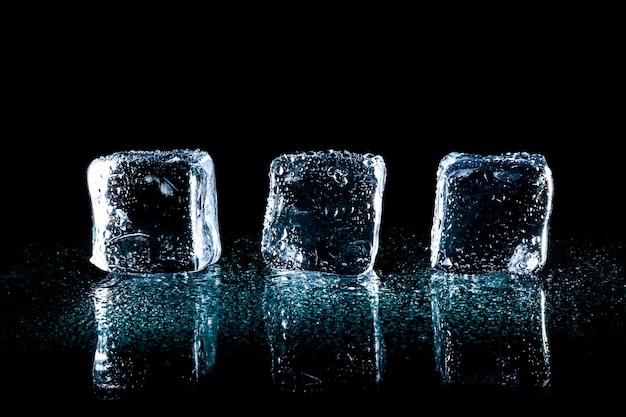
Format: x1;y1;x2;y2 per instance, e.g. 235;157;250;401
3;10;623;246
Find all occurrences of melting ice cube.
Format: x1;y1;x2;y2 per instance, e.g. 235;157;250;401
87;149;221;273
430;152;553;275
261;149;387;276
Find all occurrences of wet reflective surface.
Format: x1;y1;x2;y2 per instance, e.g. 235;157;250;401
1;228;624;409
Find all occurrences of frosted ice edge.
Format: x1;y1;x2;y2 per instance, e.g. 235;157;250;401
261;149;386;276
430;151;554;275
87;149;221;273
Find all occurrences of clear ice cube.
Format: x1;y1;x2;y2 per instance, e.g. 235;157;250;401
87;149;221;273
430;152;553;275
261;150;387;276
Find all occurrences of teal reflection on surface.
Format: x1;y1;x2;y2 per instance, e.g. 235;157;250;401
0;229;623;404
430;272;551;394
263;270;385;394
92;267;221;399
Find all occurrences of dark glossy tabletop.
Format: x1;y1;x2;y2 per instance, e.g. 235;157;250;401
1;227;624;410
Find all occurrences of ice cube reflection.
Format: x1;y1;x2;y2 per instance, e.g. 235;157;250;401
92;267;221;399
430;272;551;395
263;270;385;394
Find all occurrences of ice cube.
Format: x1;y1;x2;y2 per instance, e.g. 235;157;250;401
430;152;553;275
87;149;221;273
261;149;386;276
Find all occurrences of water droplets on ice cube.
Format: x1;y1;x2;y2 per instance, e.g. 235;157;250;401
261;149;386;276
430;152;553;275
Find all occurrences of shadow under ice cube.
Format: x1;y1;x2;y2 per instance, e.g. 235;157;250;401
87;149;221;273
430;152;553;275
261;150;386;276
